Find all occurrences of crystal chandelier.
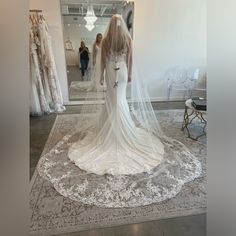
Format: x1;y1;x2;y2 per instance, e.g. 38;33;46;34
84;5;97;31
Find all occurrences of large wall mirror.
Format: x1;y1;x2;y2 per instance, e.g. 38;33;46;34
60;0;134;101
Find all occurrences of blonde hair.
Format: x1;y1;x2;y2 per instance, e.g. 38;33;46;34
101;15;132;61
100;15;133;81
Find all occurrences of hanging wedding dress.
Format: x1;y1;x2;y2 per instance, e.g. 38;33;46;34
37;15;201;208
30;13;65;115
30;20;51;115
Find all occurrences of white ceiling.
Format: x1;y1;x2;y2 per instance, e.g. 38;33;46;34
61;1;127;16
61;0;126;5
62;15;110;25
61;0;129;25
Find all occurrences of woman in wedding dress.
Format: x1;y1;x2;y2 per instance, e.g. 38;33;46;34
68;15;164;175
38;14;202;208
91;33;106;91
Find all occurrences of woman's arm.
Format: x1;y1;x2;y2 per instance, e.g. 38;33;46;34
79;47;89;54
127;40;133;82
100;42;106;85
79;47;85;54
93;44;97;66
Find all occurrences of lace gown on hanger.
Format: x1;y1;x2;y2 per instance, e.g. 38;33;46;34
68;52;164;175
30;17;65;115
30;27;51;115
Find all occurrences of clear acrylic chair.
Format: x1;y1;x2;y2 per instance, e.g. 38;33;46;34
167;67;200;100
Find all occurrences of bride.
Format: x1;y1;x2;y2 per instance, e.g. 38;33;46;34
38;14;202;207
68;15;164;175
91;33;105;91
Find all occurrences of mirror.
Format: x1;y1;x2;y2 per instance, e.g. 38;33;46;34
60;0;134;101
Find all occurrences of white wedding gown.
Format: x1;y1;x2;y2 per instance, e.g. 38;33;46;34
37;52;202;208
68;52;164;175
30;18;65;115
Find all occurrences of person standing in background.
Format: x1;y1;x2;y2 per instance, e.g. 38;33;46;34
79;41;89;79
92;33;102;67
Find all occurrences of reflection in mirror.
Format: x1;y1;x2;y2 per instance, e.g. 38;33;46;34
60;0;134;101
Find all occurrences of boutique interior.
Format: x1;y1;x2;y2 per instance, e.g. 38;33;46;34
30;0;206;235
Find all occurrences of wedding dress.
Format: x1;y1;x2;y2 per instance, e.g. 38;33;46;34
30;27;51;115
68;51;164;175
29;14;65;115
37;19;65;112
37;14;202;208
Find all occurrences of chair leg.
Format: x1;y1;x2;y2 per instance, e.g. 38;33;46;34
167;87;171;101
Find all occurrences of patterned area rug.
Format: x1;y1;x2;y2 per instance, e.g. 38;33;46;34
30;110;206;235
69;81;106;100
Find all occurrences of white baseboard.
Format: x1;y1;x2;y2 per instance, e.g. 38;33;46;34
64;96;186;106
149;96;186;102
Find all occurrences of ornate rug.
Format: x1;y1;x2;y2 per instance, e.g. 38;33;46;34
30;110;206;235
69;81;106;100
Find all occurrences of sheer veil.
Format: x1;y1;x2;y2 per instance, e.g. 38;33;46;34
37;14;202;208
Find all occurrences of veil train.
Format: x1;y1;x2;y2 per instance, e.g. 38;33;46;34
37;15;202;208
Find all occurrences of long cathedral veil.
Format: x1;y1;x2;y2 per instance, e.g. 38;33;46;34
37;14;202;208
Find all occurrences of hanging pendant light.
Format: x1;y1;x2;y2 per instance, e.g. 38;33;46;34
85;23;95;31
84;5;97;31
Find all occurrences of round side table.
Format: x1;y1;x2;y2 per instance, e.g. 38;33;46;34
181;99;207;140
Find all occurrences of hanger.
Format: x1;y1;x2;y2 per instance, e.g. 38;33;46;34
39;12;45;21
29;10;44;23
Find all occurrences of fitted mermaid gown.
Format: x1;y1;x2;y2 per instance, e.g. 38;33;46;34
68;52;165;175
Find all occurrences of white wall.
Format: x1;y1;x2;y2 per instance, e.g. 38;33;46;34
29;0;69;103
63;24;108;66
29;0;206;102
133;0;206;100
